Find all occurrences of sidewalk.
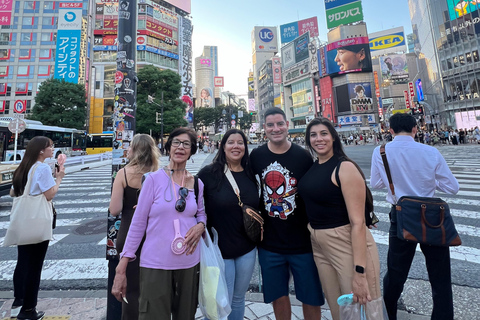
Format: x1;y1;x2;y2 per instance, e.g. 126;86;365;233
0;290;429;320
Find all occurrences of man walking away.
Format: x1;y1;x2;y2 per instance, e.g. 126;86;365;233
370;113;459;320
250;108;324;320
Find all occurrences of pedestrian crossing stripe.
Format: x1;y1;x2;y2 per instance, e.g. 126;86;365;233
1;317;70;320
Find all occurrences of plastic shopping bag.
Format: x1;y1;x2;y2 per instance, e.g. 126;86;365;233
338;294;389;320
198;228;231;320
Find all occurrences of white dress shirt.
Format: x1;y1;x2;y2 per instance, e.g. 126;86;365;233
370;135;459;205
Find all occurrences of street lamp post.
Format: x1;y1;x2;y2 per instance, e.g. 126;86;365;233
148;93;164;154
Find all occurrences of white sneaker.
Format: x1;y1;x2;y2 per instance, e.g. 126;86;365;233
11;306;21;318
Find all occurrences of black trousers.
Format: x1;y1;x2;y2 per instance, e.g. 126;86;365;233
383;207;453;320
13;240;49;310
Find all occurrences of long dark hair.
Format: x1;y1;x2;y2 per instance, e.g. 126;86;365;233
12;136;53;196
305;118;373;213
210;129;256;190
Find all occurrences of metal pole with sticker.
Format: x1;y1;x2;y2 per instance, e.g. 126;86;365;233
107;0;137;318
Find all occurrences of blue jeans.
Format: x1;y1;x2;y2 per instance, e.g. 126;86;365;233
222;248;257;320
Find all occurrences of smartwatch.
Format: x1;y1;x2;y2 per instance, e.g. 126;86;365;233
355;265;365;274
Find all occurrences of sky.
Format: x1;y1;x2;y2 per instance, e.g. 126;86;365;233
190;0;413;97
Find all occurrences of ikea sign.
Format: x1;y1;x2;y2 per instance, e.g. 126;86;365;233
369;32;406;52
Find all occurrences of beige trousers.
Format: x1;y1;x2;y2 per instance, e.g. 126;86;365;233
308;223;381;320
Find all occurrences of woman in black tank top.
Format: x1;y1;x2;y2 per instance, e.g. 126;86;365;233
298;118;381;320
109;134;160;320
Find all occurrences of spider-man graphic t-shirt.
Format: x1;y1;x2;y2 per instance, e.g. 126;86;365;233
250;143;313;254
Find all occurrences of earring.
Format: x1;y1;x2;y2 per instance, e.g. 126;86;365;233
40;151;44;154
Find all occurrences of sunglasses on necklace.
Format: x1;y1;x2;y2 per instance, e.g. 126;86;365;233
175;187;189;212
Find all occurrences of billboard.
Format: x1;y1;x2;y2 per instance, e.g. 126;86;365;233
455;110;480;129
280;17;319;44
348;82;373;112
164;0;191;14
335;85;351;113
294;33;310;63
282;42;295;69
272;57;282;84
54;2;83;83
199;88;213;108
446;0;477;20
369;27;407;56
380;54;409;82
320;76;335;121
326;36;371;75
309;39;319;74
0;0;13;26
324;0;359;10
338;114;375;125
326;1;363;29
178;16;192;123
253;26;278;52
248;76;254;99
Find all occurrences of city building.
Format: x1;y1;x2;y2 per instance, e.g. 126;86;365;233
90;0;192;133
407;33;415;53
0;0;89;114
193;46;219;109
250;26;278;127
409;0;480;129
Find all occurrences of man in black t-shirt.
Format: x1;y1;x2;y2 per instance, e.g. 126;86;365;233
250;108;324;320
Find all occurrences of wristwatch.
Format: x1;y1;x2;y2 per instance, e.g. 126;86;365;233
355;265;365;274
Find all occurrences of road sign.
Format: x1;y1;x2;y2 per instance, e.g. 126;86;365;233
238;110;243;118
8;118;26;134
231;120;236;126
13;100;26;113
231;114;236;120
13;114;25;119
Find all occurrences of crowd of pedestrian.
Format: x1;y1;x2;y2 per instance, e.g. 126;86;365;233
6;109;466;320
416;127;480;145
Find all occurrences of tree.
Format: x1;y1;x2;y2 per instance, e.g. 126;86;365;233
136;66;187;137
30;78;87;129
193;104;254;134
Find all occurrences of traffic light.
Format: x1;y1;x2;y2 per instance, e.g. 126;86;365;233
250;112;253;115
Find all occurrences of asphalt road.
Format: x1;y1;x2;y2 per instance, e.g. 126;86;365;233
0;143;479;318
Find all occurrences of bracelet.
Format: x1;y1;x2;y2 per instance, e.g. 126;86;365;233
197;221;205;228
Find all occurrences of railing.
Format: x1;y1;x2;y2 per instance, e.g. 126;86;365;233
1;152;112;167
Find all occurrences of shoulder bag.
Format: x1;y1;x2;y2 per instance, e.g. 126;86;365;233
380;144;461;246
4;164;54;246
224;165;263;243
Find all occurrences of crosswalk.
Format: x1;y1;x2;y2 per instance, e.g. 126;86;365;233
0;149;479;283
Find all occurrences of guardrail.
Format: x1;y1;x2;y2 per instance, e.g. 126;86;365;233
1;152;112;167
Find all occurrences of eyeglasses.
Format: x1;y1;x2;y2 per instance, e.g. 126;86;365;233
175;187;188;212
50;144;55;149
171;139;192;149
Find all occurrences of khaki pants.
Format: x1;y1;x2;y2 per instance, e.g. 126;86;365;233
138;264;199;320
308;224;381;320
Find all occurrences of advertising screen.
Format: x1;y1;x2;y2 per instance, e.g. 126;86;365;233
348;82;373;112
272;57;282;84
294;33;310;63
335;85;350;113
416;79;424;101
446;0;477;20
199;88;213;108
380;54;409;82
326;36;371;75
326;0;363;29
320;76;335;121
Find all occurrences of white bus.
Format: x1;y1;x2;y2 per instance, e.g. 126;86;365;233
0;118;86;162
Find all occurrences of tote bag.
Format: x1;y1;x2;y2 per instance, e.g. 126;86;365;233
4;164;53;246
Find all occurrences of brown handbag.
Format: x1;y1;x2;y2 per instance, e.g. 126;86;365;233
380;144;461;246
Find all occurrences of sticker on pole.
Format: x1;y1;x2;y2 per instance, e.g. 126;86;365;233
115;71;124;84
8;118;26;134
13;100;26;113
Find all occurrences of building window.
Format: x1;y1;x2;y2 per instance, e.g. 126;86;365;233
19;49;31;59
38;65;51;76
43;1;55;12
0;66;8;77
0;82;6;95
0;49;8;59
0;33;9;42
39;49;53;59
